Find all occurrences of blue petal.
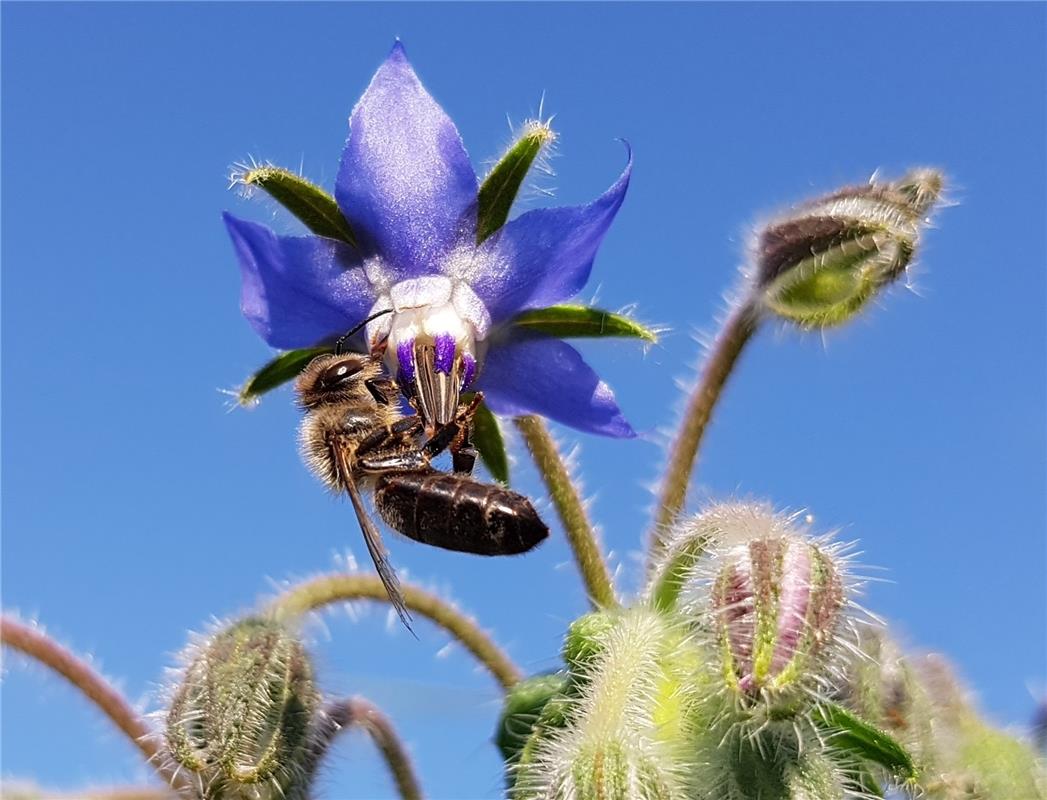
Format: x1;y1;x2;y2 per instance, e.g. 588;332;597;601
469;151;631;323
477;332;636;438
336;42;478;280
223;213;376;349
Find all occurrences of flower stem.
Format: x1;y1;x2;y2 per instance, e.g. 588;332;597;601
647;298;762;565
514;415;618;609
25;790;178;800
315;696;424;800
0;616;176;786
268;573;522;691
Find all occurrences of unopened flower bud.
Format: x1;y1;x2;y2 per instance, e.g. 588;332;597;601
165;617;320;799
558;741;678;800
754;169;943;328
711;534;845;704
513;610;690;800
562;611;619;675
496;672;569;767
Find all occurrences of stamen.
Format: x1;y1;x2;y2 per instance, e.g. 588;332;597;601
461;353;477;389
397;340;416;384
433;333;456;375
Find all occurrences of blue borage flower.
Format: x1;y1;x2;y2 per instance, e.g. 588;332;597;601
223;42;634;438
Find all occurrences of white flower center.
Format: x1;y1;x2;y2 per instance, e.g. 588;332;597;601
364;274;491;428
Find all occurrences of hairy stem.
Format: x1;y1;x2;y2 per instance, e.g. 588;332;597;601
268;574;522;690
514;415;618;609
647;299;762;565
11;790;179;800
0;616;176;786
314;696;424;800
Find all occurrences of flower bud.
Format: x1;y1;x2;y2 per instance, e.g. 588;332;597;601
562;611;620;675
711;533;845;704
496;672;569;767
165;617;320;799
558;741;678;800
513;610;691;800
754;169;943;328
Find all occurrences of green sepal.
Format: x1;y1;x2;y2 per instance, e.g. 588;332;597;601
510;305;658;342
238;347;332;406
240;165;357;247
472;398;511;484
814;701;917;780
648;534;710;614
847;762;885;798
495;671;569;767
477;121;555;242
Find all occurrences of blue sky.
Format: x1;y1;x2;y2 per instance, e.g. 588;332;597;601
2;3;1044;797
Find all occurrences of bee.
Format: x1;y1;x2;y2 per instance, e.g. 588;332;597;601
295;350;549;628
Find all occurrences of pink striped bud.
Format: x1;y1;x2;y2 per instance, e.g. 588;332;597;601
712;535;844;703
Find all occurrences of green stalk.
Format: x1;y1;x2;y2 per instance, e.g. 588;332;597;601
320;696;424;800
0;616;180;788
268;573;522;691
647;299;762;566
514;416;618;609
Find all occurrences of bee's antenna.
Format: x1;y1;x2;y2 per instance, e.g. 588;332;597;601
335;308;394;355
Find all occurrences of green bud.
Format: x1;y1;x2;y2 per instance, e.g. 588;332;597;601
916;656;1047;799
755;169;943;328
562;611;620;674
515;610;691;800
563;741;677;800
165;617;320;799
496;672;569;767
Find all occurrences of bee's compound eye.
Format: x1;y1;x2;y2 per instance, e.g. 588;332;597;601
319;359;363;389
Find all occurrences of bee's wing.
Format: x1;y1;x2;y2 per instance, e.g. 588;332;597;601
334;447;414;633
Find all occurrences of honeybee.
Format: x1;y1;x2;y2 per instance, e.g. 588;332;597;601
295;351;549;628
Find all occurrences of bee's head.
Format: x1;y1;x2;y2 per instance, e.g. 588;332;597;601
295;353;381;409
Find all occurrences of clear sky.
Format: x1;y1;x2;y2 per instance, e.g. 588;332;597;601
2;3;1044;798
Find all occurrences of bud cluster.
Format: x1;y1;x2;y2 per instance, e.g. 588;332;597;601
503;503;867;800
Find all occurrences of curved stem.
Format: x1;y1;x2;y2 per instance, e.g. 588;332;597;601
0;616;175;785
514;416;618;609
647;299;762;565
268;574;522;690
21;790;178;800
314;696;424;800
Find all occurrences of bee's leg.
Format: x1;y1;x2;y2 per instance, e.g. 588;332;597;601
360;394;484;474
354;417;423;460
448;392;483;474
358;451;433;473
451;424;477;475
416;418;462;460
364;377;398;406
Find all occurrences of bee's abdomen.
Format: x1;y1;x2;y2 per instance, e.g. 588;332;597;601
374;471;548;556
